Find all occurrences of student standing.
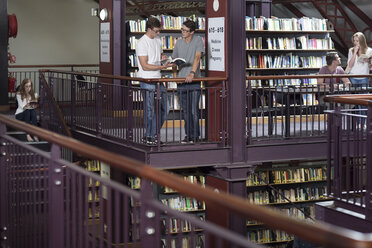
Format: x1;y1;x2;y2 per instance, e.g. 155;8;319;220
136;17;171;145
172;20;205;143
347;32;372;87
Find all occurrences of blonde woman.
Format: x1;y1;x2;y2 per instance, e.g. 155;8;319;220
347;32;372;86
15;78;39;142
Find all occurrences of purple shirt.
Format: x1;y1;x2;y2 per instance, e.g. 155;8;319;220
318;66;345;84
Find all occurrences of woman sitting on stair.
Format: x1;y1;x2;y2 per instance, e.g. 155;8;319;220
15;78;39;142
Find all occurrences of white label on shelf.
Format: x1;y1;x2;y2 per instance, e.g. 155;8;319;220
101;162;110;199
208;17;225;71
100;22;110;63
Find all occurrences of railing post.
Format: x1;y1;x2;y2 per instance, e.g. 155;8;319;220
127;83;134;142
140;179;157;247
48;144;64;248
96;82;103;136
39;73;47;129
333;107;342;199
155;82;161;147
49;72;54;93
0;123;9;246
327;109;333;197
366;105;372;220
221;81;227;146
71;76;76;130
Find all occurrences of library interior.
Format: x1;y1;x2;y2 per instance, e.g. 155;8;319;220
2;0;372;247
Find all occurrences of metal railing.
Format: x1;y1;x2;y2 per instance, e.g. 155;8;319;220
246;74;372;144
39;70;228;149
324;94;372;220
8;64;99;106
2;114;372;247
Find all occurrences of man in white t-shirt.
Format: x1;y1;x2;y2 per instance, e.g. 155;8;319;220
136;17;171;145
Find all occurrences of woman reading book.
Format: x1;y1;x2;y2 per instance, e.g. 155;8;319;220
15;78;39;142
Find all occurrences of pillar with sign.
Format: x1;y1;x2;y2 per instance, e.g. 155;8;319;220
206;1;227;143
206;0;250;241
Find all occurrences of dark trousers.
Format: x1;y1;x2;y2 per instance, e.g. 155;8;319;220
178;83;201;139
15;109;38;126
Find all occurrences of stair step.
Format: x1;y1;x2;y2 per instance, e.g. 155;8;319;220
6;131;51;152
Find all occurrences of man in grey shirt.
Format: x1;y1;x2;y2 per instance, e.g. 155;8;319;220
172;19;205;143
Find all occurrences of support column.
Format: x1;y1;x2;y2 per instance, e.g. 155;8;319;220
228;0;247;163
0;0;9;111
206;165;254;245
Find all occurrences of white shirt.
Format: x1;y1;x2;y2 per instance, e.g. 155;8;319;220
15;93;38;115
347;47;372;75
136;34;162;79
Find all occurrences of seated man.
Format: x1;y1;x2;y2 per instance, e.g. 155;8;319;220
318;52;350;90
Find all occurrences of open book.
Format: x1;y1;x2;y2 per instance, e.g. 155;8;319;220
357;52;372;63
161;57;186;66
27;100;39;109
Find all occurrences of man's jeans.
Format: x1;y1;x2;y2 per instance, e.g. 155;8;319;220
178;83;201;139
140;82;169;138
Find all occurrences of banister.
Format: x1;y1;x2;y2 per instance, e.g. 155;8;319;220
1;114;372;248
9;64;99;68
39;69;227;83
246;73;372;80
324;94;372;106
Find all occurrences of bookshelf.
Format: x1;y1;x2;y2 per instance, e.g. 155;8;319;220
246;16;335;88
246;160;328;246
81;160;101;220
129;172;206;248
160;173;206;248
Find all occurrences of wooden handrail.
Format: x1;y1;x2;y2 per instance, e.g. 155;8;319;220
39;69;227;84
246;74;372;80
9;64;99;69
1;114;372;248
324;94;372;106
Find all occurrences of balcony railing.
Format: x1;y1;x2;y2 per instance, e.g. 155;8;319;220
2;114;372;248
246;74;372;144
10;68;372;151
8;64;99;107
324;94;372;220
39;70;228;149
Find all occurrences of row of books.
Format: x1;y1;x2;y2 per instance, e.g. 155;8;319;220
163;175;205;193
129;36;182;50
247;186;327;205
247;206;314;225
245;16;328;31
248;74;318;87
162;215;205;234
84;160;100;171
246;36;333;50
161;235;204;248
129;85;206;110
88;178;100;187
161;197;205;212
247;229;293;244
129;177;141;189
128;15;205;32
247;54;326;69
88;190;100;202
88;206;100;219
246;167;326;186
